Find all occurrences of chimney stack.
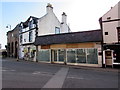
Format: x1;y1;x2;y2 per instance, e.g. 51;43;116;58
46;3;53;14
62;12;67;24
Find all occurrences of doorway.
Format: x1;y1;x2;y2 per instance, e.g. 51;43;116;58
51;50;57;62
105;50;113;67
51;49;65;63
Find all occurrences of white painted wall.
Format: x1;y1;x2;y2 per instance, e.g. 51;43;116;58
22;29;36;44
102;2;120;43
103;22;118;43
102;4;118;21
118;1;120;26
38;4;69;36
38;13;61;36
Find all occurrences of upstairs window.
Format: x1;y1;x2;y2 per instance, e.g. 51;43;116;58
107;17;111;20
29;31;33;42
20;35;22;43
55;27;60;34
29;20;33;29
105;32;108;35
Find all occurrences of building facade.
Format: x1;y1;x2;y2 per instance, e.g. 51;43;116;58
19;16;38;61
34;30;102;67
7;24;19;58
19;3;70;61
99;1;120;67
38;4;70;36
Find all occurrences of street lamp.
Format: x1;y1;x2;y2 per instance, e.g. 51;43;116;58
6;24;11;30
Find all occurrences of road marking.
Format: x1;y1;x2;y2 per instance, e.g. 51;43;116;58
32;71;41;74
67;76;84;80
0;69;16;72
32;71;53;76
42;67;69;88
0;60;7;62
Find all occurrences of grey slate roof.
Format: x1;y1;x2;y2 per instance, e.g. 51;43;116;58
22;16;38;28
34;29;102;46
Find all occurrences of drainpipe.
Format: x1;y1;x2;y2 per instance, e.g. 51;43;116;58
35;20;38;62
99;17;105;68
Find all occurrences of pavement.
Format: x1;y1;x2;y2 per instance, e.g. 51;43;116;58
1;57;119;89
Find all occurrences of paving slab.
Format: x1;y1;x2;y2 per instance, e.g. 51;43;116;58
42;67;69;88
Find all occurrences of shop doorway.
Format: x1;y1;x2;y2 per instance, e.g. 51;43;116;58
51;50;57;62
104;50;113;67
51;49;65;63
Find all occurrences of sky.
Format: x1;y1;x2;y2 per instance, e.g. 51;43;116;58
0;0;120;49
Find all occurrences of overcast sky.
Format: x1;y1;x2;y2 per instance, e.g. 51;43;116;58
0;0;120;49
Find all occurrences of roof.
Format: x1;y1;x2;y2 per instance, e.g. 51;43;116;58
22;16;38;28
101;1;120;18
34;29;102;46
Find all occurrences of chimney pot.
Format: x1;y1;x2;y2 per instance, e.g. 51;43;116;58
62;12;67;16
46;3;53;14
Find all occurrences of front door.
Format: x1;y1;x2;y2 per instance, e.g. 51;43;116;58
51;50;57;63
105;50;113;67
51;49;65;63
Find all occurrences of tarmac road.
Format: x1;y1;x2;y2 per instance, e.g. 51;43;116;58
1;58;119;89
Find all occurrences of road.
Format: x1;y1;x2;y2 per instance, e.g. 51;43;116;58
1;58;119;89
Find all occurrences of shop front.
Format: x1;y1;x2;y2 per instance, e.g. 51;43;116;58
36;48;100;67
35;30;102;67
23;45;36;61
103;44;120;67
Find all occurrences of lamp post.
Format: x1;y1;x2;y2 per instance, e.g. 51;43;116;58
6;24;11;30
6;24;11;57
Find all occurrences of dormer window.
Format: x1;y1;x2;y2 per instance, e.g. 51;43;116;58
29;20;33;29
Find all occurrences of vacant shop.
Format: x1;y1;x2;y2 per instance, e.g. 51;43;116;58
34;30;102;67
